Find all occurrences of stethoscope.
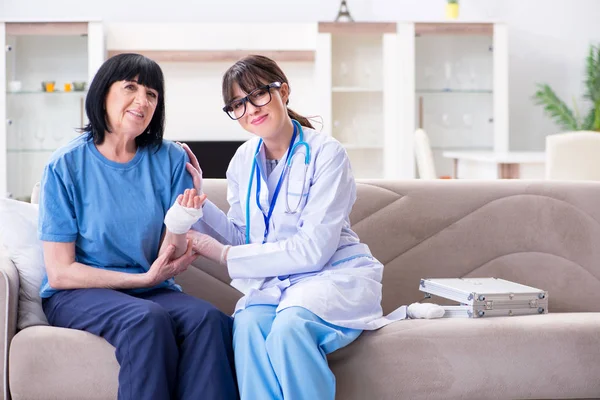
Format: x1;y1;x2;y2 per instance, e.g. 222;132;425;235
245;119;311;244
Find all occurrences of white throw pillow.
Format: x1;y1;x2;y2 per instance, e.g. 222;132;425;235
0;198;49;329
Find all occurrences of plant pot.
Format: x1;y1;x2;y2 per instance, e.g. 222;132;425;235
446;3;459;19
73;81;87;91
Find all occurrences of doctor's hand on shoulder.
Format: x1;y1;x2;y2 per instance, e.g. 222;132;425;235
187;230;230;266
178;141;203;195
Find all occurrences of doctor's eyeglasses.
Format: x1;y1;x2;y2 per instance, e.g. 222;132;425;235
223;82;282;120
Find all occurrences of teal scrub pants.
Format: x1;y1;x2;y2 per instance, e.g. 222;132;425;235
233;305;362;400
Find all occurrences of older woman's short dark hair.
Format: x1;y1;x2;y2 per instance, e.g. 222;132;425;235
83;53;165;148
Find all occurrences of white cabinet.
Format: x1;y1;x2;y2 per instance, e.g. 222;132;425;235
316;22;509;180
398;22;509;178
316;22;402;179
1;21;105;200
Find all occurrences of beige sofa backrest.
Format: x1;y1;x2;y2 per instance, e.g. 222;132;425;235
178;179;600;315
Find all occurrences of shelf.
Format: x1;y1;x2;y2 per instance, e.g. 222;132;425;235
8;149;57;153
415;23;493;36
430;146;493;151
319;22;396;35
341;144;384;150
416;89;492;94
6;22;89;36
7;90;88;95
332;87;383;93
107;50;315;63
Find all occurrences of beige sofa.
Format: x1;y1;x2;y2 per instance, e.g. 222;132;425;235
2;179;600;400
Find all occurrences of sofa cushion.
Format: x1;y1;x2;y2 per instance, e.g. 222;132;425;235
11;314;600;400
328;313;600;400
0;199;49;328
9;326;118;400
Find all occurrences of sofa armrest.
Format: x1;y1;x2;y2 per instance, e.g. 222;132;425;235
0;248;19;400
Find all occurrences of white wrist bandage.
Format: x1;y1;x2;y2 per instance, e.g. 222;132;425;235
164;202;203;234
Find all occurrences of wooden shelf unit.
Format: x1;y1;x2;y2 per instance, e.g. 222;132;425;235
415;23;494;36
5;22;89;36
318;22;397;35
107;49;315;63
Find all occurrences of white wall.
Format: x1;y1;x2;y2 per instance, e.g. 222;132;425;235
3;0;600;150
159;61;318;142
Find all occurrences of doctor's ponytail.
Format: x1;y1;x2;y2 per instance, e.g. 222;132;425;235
287;108;314;130
223;55;315;130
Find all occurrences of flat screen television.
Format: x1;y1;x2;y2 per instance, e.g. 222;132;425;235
182;141;246;178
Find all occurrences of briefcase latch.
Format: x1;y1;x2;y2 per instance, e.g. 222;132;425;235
529;299;538;308
485;301;493;310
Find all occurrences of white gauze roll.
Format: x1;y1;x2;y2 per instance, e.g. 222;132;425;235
407;303;445;319
164;202;203;234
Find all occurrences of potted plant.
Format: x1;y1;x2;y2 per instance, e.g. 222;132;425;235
533;44;600;132
446;0;459;20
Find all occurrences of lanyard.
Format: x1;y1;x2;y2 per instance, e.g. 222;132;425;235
254;123;298;243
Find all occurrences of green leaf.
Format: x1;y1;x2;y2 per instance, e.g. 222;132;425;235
581;107;596;130
533;84;579;131
572;95;581;122
580;101;600;131
584;44;600;103
534;43;600;132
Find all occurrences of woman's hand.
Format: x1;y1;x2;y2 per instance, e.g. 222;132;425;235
178;142;203;195
186;230;230;266
176;188;206;210
145;241;198;286
164;188;205;235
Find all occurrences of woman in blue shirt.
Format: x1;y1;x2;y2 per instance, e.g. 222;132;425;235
38;53;238;400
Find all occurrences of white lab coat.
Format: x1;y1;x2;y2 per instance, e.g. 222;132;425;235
193;127;406;330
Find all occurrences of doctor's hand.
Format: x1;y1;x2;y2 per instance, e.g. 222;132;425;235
178;142;203;195
186;230;230;266
144;241;198;286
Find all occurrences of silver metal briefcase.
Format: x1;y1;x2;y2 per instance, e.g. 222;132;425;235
419;278;549;318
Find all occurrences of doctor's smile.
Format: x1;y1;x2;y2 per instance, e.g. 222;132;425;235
251;114;268;125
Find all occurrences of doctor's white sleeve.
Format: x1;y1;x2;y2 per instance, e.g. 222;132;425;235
191;159;246;246
226;142;354;279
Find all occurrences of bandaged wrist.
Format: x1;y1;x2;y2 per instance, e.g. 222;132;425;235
164;202;203;234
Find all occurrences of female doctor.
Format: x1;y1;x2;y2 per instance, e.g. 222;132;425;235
178;55;440;400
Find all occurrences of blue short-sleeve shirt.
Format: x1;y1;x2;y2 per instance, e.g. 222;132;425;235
38;134;193;298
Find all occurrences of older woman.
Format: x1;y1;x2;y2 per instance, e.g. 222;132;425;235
38;53;238;400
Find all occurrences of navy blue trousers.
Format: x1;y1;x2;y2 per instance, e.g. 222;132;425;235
42;288;239;400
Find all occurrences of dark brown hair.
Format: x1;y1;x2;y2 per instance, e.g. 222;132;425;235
222;55;314;129
83;53;165;149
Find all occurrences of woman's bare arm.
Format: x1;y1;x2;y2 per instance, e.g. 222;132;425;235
43;241;197;290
